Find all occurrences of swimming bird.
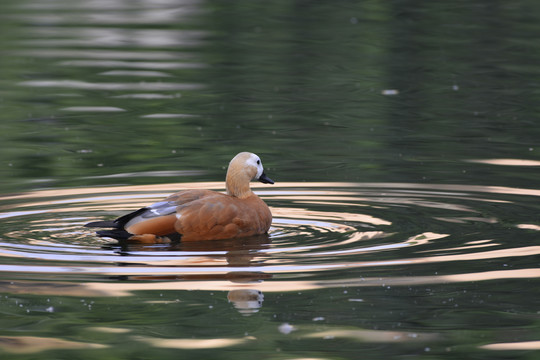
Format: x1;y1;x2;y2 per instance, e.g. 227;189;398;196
85;152;274;243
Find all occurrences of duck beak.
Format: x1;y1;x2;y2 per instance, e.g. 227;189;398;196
258;172;274;184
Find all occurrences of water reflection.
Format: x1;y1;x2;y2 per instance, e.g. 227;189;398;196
481;341;540;350
1;178;540;350
22;28;207;48
60;106;126;112
3;0;540;356
227;289;264;315
134;336;255;350
17;0;203;25
4;266;540;298
303;329;439;343
0;182;539;303
61;60;206;69
19;49;195;60
19;80;205;91
0;336;107;354
467;158;540;167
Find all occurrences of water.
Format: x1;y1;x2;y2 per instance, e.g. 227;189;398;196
2;182;540;358
1;0;540;359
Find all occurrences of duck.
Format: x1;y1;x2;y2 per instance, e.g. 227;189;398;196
85;152;274;243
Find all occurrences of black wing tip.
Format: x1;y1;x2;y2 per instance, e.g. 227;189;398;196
85;207;149;230
113;207;150;228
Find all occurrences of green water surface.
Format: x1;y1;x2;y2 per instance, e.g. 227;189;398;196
1;1;540;359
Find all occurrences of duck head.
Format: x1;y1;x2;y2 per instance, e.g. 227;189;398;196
226;152;274;198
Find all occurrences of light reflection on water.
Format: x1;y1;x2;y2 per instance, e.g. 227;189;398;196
1;182;538;290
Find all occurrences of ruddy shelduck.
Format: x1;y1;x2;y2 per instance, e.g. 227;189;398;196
86;152;274;243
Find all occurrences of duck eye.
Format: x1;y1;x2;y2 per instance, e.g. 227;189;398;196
256;160;260;165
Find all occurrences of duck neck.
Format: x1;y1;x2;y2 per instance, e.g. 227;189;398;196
226;171;253;199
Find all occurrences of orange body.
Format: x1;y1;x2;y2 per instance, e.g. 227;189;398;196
125;189;272;242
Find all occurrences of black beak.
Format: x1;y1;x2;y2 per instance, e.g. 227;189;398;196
258;172;274;184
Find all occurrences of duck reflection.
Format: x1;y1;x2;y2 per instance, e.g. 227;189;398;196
227;289;264;315
102;233;272;314
105;233;271;264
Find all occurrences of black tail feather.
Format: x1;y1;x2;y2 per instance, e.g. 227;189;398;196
85;220;118;228
96;229;132;241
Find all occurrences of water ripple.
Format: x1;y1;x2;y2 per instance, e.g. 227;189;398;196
0;182;538;295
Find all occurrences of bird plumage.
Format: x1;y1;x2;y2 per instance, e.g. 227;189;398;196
86;152;274;243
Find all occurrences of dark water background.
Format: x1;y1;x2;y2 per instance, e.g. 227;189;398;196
1;0;540;359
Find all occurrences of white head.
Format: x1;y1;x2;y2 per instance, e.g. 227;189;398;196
246;153;274;183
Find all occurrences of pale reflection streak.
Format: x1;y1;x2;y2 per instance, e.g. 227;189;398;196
23;28;207;48
419;242;498;253
19;80;204;91
112;93;178;99
480;340;540;350
18;9;203;26
16;0;203;25
0;210;48;219
19;49;196;60
2;268;539;298
19;0;199;11
467;158;540;166
434;216;498;224
62;60;206;69
517;224;540;231
0;336;107;354
89;327;131;334
134;336;255;349
141;113;199;119
61;106;125;112
303;329;439;342
99;70;171;77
